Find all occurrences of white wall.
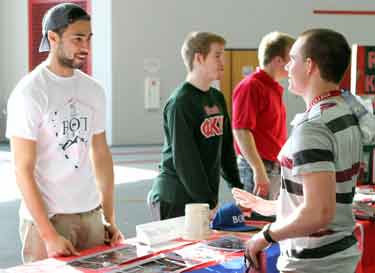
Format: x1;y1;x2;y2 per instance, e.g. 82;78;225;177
1;0;375;144
0;0;28;141
91;0;113;144
110;0;375;144
0;0;114;143
0;1;4;141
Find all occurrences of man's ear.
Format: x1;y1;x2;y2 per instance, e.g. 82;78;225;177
305;57;316;75
273;56;287;70
274;56;284;64
195;52;206;65
47;30;59;49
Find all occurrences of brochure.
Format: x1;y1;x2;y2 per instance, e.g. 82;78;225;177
165;242;231;265
106;254;191;273
107;241;240;273
204;235;248;251
68;244;141;270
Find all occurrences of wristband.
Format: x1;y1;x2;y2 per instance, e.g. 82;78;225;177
263;223;277;244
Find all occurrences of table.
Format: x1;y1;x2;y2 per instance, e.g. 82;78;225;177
4;231;269;273
355;220;375;273
6;220;371;273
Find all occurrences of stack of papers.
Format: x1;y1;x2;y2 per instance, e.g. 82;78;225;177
109;235;247;273
354;187;375;203
204;235;248;251
136;216;185;246
106;254;192;273
67;244;146;270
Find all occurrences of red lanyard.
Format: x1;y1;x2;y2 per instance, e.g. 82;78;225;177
306;90;341;112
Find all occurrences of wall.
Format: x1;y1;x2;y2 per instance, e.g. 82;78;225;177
0;1;28;141
91;0;113;144
0;1;4;141
0;0;114;143
110;0;375;144
1;0;375;144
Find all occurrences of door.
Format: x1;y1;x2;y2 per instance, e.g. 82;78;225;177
220;49;259;117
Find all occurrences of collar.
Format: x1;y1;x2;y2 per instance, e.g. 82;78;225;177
292;90;341;127
306;90;341;112
253;67;283;94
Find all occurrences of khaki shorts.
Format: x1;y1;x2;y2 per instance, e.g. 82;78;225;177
19;206;105;264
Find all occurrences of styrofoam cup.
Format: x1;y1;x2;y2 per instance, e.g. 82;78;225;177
183;203;211;240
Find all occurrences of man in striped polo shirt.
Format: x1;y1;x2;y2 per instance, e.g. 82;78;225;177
233;29;363;273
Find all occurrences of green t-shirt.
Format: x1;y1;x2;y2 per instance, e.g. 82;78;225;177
150;82;242;209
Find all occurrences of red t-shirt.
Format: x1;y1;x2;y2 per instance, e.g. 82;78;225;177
232;68;287;161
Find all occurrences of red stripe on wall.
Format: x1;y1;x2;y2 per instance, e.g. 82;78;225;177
313;10;375;15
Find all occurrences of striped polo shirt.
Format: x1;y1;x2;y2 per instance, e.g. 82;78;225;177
277;96;361;273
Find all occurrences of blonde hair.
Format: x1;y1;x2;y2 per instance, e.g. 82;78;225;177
181;32;226;71
258;31;295;68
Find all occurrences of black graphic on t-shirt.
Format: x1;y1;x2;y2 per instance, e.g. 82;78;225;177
49;99;93;169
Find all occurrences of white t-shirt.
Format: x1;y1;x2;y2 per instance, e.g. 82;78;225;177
6;62;106;220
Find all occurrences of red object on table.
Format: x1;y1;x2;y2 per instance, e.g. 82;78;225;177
355;219;375;273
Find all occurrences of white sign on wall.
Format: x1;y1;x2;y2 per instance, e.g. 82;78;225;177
144;77;161;110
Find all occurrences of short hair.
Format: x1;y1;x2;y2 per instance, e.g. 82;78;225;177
53;8;91;37
258;31;295;67
181;32;226;72
40;3;91;52
299;28;351;84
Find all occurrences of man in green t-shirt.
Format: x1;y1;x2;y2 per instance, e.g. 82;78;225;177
148;32;243;220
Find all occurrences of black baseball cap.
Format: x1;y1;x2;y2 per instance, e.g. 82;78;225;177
39;3;90;52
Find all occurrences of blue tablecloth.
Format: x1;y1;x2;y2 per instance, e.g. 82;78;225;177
190;243;280;273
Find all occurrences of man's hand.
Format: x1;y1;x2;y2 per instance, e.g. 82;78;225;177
105;224;125;246
45;233;79;257
232;187;261;209
245;231;269;269
253;169;270;197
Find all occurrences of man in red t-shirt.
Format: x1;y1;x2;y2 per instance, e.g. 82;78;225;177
232;32;295;199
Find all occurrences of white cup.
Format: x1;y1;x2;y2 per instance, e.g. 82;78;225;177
183;203;211;240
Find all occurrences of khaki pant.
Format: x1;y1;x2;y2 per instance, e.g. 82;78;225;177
19;206;105;264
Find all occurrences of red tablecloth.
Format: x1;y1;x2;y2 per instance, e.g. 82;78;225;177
356;220;375;273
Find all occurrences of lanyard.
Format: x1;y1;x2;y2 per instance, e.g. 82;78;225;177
306;90;341;112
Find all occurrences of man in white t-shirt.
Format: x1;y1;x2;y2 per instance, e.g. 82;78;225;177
6;3;124;263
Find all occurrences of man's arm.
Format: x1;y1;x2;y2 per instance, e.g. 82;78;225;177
231;187;276;216
233;129;269;196
11;137;78;257
90;132;124;245
245;171;336;268
269;171;336;240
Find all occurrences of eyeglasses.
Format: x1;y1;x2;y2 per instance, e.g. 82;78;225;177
243;253;254;273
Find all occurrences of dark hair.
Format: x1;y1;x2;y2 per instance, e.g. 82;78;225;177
300;29;350;84
53;7;91;36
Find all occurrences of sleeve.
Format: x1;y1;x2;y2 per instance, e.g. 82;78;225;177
167;100;216;208
6;90;43;141
93;85;106;135
219;94;243;189
232;79;261;130
290;122;336;176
